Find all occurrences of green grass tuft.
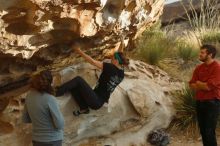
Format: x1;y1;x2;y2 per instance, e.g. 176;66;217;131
169;85;199;136
135;30;175;65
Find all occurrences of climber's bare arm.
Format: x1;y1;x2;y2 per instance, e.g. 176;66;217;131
118;36;125;52
73;46;103;70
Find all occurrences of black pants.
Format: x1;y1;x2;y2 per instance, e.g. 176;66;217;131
56;76;104;110
33;140;62;146
196;99;220;146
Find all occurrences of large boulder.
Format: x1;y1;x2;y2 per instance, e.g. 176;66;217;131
0;0;165;90
0;60;183;146
0;0;164;80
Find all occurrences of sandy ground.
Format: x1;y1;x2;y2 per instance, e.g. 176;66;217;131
151;129;220;146
168;137;220;146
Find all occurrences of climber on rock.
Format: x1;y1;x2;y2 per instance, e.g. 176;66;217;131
55;43;129;116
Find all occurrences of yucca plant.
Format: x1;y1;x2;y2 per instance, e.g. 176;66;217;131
170;85;199;137
135;30;175;65
176;41;199;63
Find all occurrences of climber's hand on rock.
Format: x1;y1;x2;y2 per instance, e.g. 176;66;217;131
74;47;81;53
71;43;81;52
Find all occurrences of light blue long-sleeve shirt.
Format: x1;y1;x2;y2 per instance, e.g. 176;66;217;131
22;89;64;142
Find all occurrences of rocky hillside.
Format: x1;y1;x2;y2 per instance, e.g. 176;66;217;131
161;0;220;26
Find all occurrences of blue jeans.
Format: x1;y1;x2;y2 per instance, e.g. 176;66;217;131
196;99;220;146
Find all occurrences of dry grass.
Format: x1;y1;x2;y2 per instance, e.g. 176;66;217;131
176;41;198;63
135;30;175;65
158;59;196;81
183;0;220;31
